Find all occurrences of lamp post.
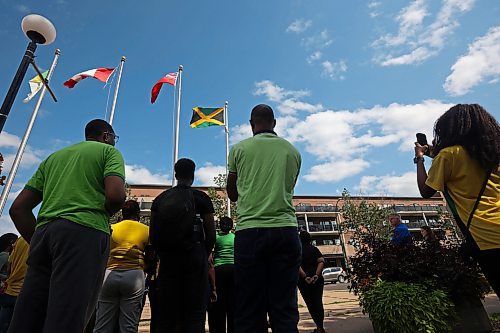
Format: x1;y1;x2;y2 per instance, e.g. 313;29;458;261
0;14;56;134
335;197;350;271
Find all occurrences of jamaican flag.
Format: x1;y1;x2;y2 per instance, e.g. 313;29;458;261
190;107;225;128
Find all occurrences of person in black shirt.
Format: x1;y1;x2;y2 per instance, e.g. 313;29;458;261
150;158;216;332
298;231;326;333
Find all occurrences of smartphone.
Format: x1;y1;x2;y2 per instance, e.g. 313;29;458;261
416;133;428;146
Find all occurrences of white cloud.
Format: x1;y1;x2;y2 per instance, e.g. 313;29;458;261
304;159;370;182
321;60;348;80
0;132;44;173
307;51;323;63
125;164;169;185
231;81;454;184
444;26;500;96
254;81;322;115
0;215;18;235
0;132;21;149
357;172;420;196
286;19;312;33
368;1;382;9
196;163;227;186
374;0;475;66
376;0;428;47
301;30;333;50
15;5;30;13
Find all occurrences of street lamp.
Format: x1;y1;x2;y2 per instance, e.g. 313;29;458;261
0;14;56;133
335;196;350;271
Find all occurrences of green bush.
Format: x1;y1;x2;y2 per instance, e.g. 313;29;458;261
361;280;456;333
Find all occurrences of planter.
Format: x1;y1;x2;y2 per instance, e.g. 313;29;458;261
452;295;492;333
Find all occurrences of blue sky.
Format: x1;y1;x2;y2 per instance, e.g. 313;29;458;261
1;0;499;232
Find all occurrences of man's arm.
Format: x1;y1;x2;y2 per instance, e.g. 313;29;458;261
104;175;126;215
202;212;216;254
226;172;238;202
9;189;42;243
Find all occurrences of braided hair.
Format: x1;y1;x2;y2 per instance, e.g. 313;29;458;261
433;104;500;171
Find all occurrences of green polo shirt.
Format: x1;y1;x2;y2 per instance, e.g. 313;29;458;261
25;141;125;234
228;132;301;231
214;232;235;267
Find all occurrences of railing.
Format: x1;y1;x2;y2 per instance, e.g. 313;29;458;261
406;221;427;229
295;205;339;213
394;205;443;212
140;202;153;210
308;222;338;232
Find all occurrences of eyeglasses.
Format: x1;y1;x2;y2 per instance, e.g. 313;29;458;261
104;132;119;144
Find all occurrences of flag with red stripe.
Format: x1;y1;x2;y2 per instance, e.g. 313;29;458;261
151;72;178;104
63;68;115;88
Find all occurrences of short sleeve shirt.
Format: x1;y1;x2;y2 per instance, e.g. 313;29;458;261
5;237;29;297
301;243;323;276
107;220;149;270
25;141;125;234
426;145;500;250
228;132;301;231
213;233;235;267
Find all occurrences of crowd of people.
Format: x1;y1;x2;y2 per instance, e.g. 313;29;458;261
0;103;496;333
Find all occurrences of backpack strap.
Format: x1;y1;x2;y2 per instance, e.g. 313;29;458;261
466;170;492;229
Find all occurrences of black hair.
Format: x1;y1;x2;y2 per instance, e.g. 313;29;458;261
433;104;500;171
0;233;18;252
219;216;234;233
85;119;114;139
420;226;436;240
299;230;312;244
251;104;275;125
175;158;196;180
122;200;140;220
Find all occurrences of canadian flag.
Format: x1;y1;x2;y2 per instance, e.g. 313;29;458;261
151;72;178;104
63;68;115;88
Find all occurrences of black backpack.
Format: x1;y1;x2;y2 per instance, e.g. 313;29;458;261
150;186;203;252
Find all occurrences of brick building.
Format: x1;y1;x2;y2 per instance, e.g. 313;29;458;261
129;184;455;268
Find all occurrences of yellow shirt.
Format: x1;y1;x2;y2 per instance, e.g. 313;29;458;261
426;145;500;250
6;237;29;296
107;220;149;270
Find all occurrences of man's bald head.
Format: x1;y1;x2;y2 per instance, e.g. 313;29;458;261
250;104;276;134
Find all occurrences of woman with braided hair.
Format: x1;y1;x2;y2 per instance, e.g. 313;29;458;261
414;104;500;297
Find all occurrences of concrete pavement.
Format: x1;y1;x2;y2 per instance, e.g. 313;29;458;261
137;286;500;333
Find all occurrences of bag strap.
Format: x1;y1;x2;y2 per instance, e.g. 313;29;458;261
466;170;492;229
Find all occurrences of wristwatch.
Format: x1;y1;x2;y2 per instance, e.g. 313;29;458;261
413;156;424;164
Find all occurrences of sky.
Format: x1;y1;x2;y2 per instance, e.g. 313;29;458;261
0;0;499;233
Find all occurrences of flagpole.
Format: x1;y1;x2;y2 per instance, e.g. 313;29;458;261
108;56;125;126
0;48;61;218
224;101;231;218
172;65;183;186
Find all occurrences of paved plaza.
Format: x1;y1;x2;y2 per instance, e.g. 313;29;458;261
137;284;500;332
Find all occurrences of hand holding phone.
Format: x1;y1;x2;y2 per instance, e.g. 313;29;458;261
415;133;433;157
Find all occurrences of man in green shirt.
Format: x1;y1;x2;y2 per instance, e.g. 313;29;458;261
227;104;301;333
8;119;126;333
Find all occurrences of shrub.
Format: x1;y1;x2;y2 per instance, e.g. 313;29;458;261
361;280;456;333
349;235;489;301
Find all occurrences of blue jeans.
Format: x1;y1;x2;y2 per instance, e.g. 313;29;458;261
234;227;301;333
0;294;16;333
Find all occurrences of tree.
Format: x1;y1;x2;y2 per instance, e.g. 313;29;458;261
340;189;394;250
207;173;237;222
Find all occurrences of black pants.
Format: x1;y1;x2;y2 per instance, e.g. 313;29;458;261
234;227;301;333
298;277;325;329
156;245;208;333
209;264;235;333
8;219;109;333
477;248;500;298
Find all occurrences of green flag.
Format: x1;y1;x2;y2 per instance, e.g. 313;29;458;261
190;107;225;128
23;70;49;103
